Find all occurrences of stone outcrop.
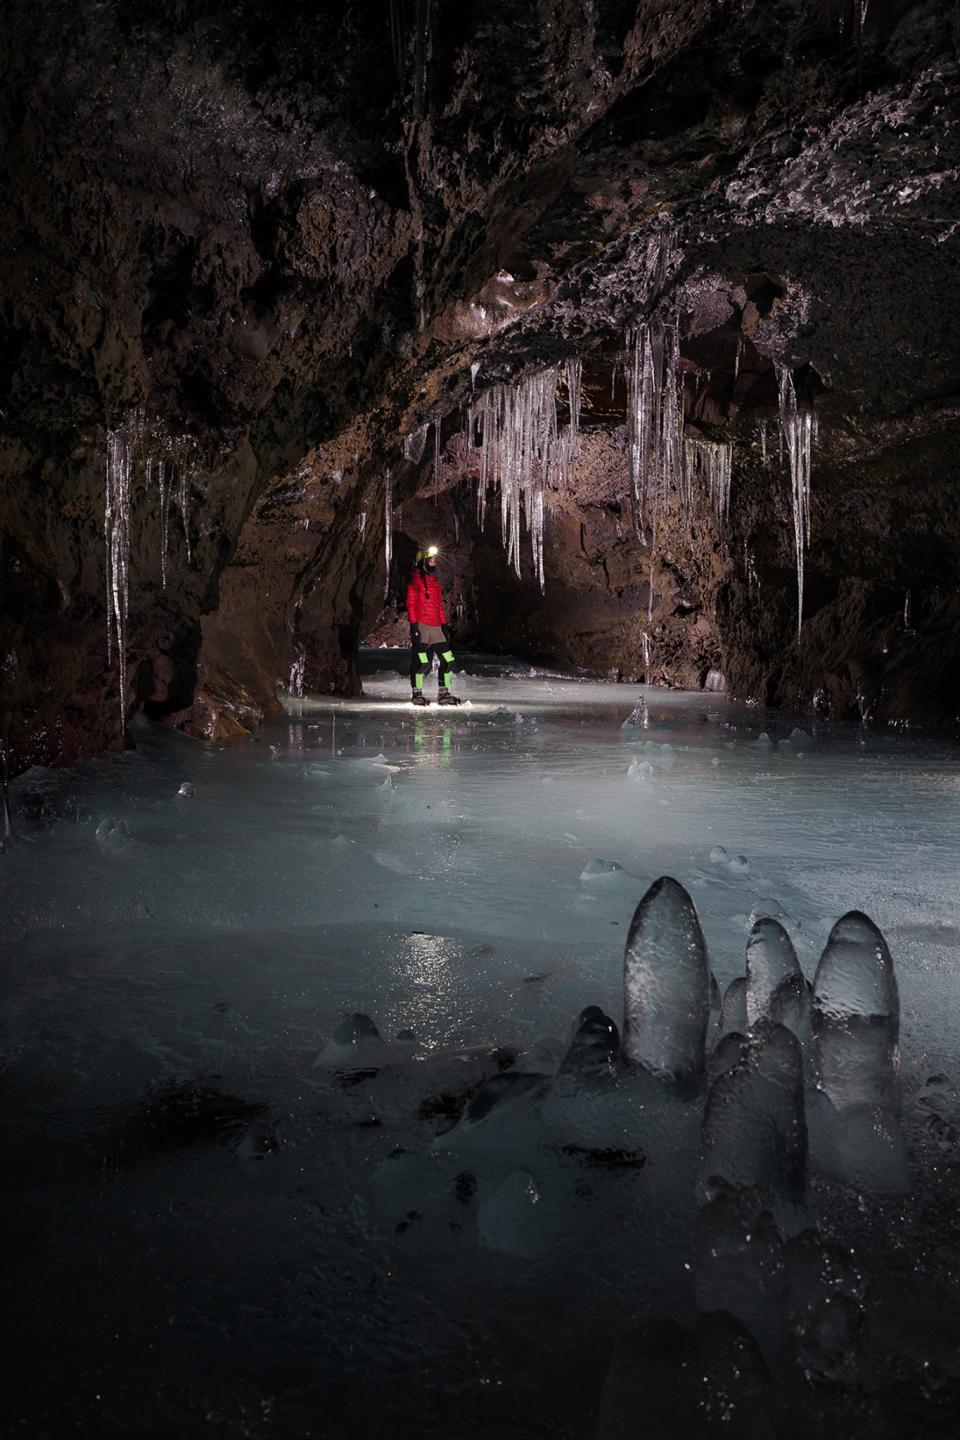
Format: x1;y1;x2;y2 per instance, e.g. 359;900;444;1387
2;0;959;770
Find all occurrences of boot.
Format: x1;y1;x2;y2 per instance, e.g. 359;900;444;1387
437;690;462;706
411;691;428;707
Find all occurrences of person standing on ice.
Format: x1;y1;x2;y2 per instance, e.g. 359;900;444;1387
407;545;461;706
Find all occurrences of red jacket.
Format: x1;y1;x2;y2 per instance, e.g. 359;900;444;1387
406;571;447;627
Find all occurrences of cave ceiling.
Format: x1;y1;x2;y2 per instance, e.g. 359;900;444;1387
1;0;959;764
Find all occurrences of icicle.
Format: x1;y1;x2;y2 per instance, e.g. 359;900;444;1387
648;559;655;623
564;357;582;458
759;419;769;466
903;589;912;630
0;739;12;852
733;335;742;384
289;649;306;712
384;468;393;600
403;425;429;464
641;631;651;682
358;511;367;539
776;365;818;634
470;361;480;390
178;463;193;567
684;437;733;523
433;420;442;499
453;505;460;545
105;411;138;730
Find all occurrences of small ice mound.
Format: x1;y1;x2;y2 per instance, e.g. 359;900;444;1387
627;758;653;781
797;1293;867;1385
580;857;624;883
819;1103;911;1194
719;977;747;1035
694;1187;790;1364
812;911;899;1110
709;845;729;865
704;669;727;692
727;854;750;877
320;1012;389;1068
95;816;131;849
745;918;801;1027
784;1228;866;1324
620;696;648;730
331;834;355;847
699;1024;808;1226
460;1071;546;1128
623;876;711;1086
477;1168;547;1259
558;1006;620;1084
176;782;195;798
789;727;813;749
596;1312;771;1440
754;732;773;748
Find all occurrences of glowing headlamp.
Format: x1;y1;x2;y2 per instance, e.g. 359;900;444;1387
426;545;439;557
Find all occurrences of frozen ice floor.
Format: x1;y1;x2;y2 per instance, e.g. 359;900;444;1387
4;653;960;1436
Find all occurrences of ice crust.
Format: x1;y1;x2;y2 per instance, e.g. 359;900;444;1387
1;659;957;1437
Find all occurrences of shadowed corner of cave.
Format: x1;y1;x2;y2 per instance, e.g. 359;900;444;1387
4;0;960;1436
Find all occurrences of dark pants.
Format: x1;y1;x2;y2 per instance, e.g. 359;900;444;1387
411;642;456;692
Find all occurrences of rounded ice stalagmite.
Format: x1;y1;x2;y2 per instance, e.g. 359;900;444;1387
699;1022;808;1229
812;911;899;1110
694;1186;790;1364
623;876;710;1085
745;918;801;1027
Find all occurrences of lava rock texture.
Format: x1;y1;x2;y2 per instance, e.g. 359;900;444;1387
2;0;959;766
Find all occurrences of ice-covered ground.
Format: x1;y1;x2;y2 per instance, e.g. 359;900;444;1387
4;654;960;1436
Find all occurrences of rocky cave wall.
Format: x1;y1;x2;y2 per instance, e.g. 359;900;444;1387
2;0;960;774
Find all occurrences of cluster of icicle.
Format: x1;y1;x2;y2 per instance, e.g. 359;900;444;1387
459;359;582;591
624;320;686;545
104;411;199;730
683;436;733;524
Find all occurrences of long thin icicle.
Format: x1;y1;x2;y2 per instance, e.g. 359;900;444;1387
384;467;393;599
105;413;138;730
776;364;818;633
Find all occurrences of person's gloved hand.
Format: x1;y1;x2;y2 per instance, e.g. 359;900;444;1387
410;624;422;646
441;623;450;642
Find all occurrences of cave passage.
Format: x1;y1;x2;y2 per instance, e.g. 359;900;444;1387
3;669;960;1436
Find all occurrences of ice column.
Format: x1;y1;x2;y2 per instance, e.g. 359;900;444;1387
812;910;899;1110
623;876;711;1085
776;365;817;633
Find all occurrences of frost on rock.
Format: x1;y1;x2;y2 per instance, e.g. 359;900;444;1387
812;910;899;1111
745;918;802;1028
623;876;710;1085
699;1022;808;1225
775;364;817;633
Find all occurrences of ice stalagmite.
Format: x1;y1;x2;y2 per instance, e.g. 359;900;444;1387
745;918;802;1027
559;1005;620;1083
812;910;899;1110
699;1022;808;1225
623;876;710;1085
